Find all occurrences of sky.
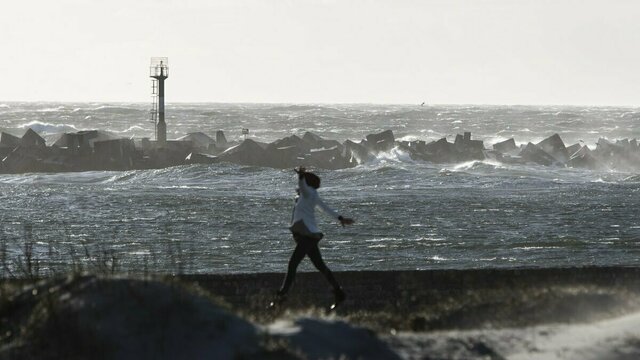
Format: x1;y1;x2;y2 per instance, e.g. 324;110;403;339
0;0;639;105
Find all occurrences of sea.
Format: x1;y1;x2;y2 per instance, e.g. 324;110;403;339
1;102;639;275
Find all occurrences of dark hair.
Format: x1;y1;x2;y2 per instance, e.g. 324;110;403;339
304;172;321;189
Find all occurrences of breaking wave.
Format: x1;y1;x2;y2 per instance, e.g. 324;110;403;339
362;147;415;168
267;104;325;112
623;174;640;183
92;105;144;114
18;120;78;134
450;159;505;172
35;106;66;112
112;125;148;133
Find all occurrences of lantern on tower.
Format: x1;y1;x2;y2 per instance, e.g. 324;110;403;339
150;57;169;145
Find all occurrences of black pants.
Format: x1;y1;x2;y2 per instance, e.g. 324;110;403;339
278;233;341;295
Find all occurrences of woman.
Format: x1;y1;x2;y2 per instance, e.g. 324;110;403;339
272;167;355;309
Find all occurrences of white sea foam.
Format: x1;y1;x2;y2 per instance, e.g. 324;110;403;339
113;125;147;133
450;159;505;172
364;147;414;167
396;135;422;142
485;136;516;147
36;106;66;112
18;120;78;134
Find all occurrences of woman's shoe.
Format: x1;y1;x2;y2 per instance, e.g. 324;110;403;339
269;292;287;309
329;288;346;310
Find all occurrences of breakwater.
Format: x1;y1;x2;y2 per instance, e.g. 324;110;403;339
2;124;640;174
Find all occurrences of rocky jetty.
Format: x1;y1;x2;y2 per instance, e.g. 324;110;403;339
1;127;640;174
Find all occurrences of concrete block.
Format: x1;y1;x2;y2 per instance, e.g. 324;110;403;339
493;138;517;154
537;133;569;163
20;128;46;148
0;132;20;148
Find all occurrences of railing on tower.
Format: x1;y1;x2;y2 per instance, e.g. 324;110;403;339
150;84;158;140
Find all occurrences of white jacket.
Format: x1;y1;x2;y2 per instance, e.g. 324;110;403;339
291;175;340;234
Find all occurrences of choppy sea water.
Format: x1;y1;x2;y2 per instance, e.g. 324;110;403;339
1;103;639;275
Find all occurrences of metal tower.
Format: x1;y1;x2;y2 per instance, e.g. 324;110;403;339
150;57;169;146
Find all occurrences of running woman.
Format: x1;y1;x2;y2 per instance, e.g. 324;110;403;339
272;167;354;308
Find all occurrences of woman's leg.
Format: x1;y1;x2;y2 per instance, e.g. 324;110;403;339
278;236;309;295
307;240;341;291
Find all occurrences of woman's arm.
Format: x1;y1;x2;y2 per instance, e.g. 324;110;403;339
316;196;340;219
316;195;355;226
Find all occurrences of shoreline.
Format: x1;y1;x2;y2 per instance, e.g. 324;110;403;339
178;266;640;330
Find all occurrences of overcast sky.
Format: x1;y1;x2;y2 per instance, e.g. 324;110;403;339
0;0;638;105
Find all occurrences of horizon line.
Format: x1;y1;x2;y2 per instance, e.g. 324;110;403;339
1;100;639;108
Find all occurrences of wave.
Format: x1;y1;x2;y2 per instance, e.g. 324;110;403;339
556;119;586;127
267;104;323;112
0;170;117;185
0;167;210;186
450;159;505;172
554;111;582;118
98;163;245;186
112;125;148;133
396;135;422;142
104;171;138;183
620;111;640;119
35;106;66;112
18;120;78;134
200;111;224;117
362;147;415;168
92;105;144;114
622;174;640;183
351;146;635;185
